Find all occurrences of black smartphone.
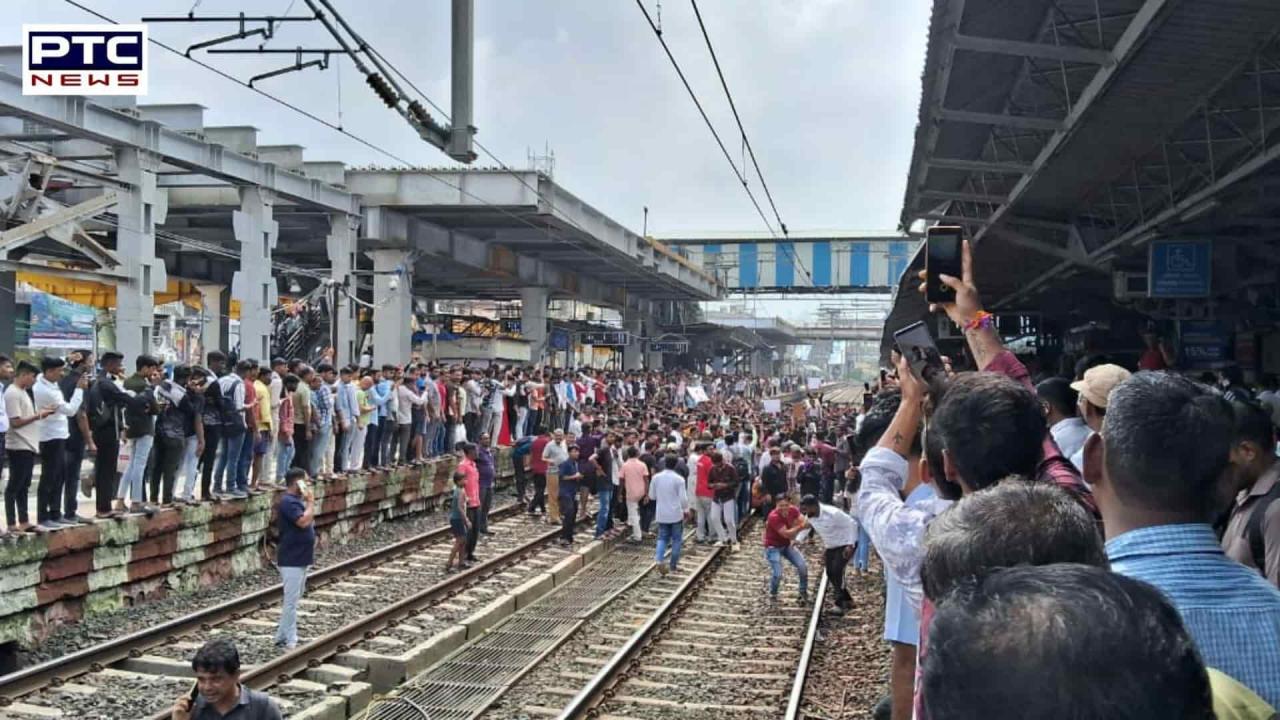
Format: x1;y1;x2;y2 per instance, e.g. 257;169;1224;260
926;225;964;303
893;321;945;382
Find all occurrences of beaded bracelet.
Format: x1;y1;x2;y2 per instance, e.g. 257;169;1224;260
964;310;995;332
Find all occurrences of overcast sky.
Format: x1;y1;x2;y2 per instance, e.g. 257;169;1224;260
9;0;929;236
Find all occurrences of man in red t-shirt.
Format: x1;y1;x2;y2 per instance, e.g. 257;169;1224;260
764;494;809;602
694;446;714;542
527;432;551;517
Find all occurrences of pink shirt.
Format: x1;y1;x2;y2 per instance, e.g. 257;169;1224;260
459;457;481;508
279;395;295;439
621;458;649;500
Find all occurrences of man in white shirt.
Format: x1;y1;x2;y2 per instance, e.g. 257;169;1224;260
648;454;690;573
5;361;52;534
541;429;569;525
33;356;87;529
268;358;286;479
799;495;858;613
1036;377;1091;462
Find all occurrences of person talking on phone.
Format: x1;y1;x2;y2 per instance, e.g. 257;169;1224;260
172;638;282;720
275;467;315;651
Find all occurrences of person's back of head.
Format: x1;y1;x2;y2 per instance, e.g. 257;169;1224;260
923;564;1214;720
1099;373;1233;519
1035;377;1078;420
931;373;1046;494
922;481;1106;601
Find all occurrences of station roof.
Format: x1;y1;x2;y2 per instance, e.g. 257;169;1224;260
346;168;720;305
892;0;1280;356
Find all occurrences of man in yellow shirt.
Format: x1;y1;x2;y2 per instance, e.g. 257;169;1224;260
251;372;273;491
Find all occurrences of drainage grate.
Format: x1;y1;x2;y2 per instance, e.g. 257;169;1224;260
360;542;664;720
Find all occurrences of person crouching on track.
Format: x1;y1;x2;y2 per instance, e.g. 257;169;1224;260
447;470;471;571
764;494;809;603
275;468;315;651
798;494;855;614
173;638;283;719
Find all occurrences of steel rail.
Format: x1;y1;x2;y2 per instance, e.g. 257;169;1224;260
554;544;729;719
784;560;830;719
146;514;585;720
0;489;520;704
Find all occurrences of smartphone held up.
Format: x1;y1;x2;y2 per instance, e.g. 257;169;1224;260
926;225;964;304
893;320;946;384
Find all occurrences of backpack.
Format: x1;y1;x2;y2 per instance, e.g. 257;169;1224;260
732;456;749;483
1244;482;1280;575
218;375;245;430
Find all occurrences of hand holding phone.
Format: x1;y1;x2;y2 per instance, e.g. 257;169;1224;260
926;226;964;303
893;321;946;384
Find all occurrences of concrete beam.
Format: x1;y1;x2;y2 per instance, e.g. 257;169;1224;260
0;70;359;216
952;33;1114;66
918;189;1007;205
925;157;1032;175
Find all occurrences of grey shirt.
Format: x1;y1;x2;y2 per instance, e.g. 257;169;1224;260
193;686;283;720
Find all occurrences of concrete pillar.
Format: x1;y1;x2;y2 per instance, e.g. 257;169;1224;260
326;213;359;366
0;269;13;357
368;249;413;366
644;318;664;370
751;349;772;376
195;283;227;358
520;286;549;364
623;314;643;371
113;147;167;366
231;186;278;362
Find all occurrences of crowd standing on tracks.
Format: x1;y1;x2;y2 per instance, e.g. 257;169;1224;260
10;243;1280;719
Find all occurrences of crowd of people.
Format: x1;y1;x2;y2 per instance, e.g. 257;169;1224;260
9;241;1280;719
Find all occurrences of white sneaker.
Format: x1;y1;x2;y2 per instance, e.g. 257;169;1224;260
714;541;726;547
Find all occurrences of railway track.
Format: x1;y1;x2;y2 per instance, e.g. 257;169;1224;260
0;501;601;720
556;525;828;720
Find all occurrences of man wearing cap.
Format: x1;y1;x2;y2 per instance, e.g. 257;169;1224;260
1069;364;1132;474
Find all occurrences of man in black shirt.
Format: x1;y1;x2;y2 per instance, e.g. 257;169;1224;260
198;351;228;502
151;366;195;506
760;446;788;518
59;350;94;523
84;352;132;518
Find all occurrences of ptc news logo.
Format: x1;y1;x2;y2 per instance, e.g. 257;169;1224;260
22;24;149;96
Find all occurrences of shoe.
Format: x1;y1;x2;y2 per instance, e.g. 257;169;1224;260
35;521;57;532
72;515;95;524
461;560;474;569
714;541;726;547
656;564;670;575
53;519;80;528
229;491;249;499
131;504;158;516
798;592;810;604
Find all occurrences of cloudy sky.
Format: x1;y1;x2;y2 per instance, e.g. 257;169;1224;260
9;0;930;236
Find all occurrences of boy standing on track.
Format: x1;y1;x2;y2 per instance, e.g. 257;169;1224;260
275;468;315;651
446;470;471;571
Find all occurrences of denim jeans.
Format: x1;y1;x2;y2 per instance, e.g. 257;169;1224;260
276;440;295;484
117;434;154;503
214;430;245;494
478;484;493;533
765;545;809;596
275;565;307;648
310;423;331;477
595;486;614;538
854;524;871;572
178;435;200;501
655;521;684;570
234;431;254;492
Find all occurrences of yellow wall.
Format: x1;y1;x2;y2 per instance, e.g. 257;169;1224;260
18;273;245;317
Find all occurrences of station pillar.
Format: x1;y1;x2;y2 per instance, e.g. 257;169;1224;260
113;147;167;367
623;315;643;371
0;269;14;356
368;249;413;366
520;286;549;364
195;283;227;360
644;318;664;370
752;349;773;376
231;186;277;362
326;213;359;366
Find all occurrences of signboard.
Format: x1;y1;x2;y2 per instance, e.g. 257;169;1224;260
500;318;522;334
761;398;782;414
28;291;95;348
806;377;822;391
1179;320;1230;369
687;386;709;404
579;331;630;347
549;329;571;351
1149;240;1212;298
650;341;689;353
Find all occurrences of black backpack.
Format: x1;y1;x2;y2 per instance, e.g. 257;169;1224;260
732;455;749;482
1244;482;1280;575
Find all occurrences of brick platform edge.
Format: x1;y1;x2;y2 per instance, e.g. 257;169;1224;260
0;449;515;648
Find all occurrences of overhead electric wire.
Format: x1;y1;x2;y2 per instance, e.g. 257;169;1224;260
687;0;811;284
633;0;789;254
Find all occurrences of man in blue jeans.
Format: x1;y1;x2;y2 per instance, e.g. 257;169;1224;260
214;360;252;499
275;468;315;650
648;454;689;574
764;494;809;602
